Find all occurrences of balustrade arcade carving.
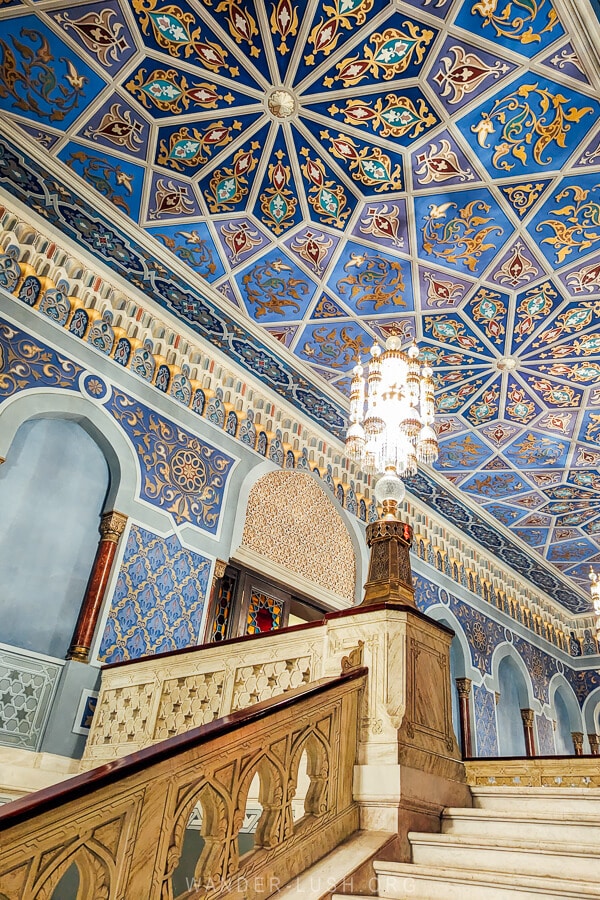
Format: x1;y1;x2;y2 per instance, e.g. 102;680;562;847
0;673;363;900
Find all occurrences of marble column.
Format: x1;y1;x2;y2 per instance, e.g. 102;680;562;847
67;510;127;663
455;677;473;758
588;733;600;756
571;731;584;756
520;708;536;757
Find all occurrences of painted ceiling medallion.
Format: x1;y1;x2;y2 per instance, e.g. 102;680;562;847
268;89;296;118
0;0;599;601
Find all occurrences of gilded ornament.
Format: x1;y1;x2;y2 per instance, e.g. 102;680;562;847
537;185;600;263
324;131;402;192
472;85;593;172
470;288;506;342
422;200;503;272
259;151;298;235
127;68;228;113
205;143;260;213
501;182;546;217
513;283;556;341
157;122;236;171
0;28;86;121
84;103;144;151
149;179;196;218
301;326;368;369
359;205;404;247
472;0;559;43
216;0;260;57
422;272;464;308
414;140;474;184
220;221;262;264
330;94;436;140
305;0;375;64
336;252;405;311
434;45;509;104
493;242;538;287
55;9;129;67
289;230;333;275
242;259;308;318
566;260;600;294
300;151;349;229
270;0;299;53
325;23;434;87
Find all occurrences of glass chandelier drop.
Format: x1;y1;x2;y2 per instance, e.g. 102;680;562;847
590;567;600;638
346;336;438;478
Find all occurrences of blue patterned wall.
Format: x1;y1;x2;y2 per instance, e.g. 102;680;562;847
473;684;499;758
414;572;600;755
98;525;211;663
0;318;235;536
536;714;556;755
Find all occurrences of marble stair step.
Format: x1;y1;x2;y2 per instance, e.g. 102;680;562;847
442;806;600;842
359;861;600;899
471;786;600;817
408;832;600;881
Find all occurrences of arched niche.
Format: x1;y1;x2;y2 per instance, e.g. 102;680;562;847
0;417;109;657
232;467;362;608
549;674;582;755
582;685;600;738
492;646;533;757
425;605;472;750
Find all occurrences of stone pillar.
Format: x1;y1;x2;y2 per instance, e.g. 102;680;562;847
520;708;536;757
588;733;600;756
325;511;471;842
67;511;127;663
455;677;473;759
572;731;584;756
361;518;414;607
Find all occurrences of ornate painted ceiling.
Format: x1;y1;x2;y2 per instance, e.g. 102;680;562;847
0;0;600;604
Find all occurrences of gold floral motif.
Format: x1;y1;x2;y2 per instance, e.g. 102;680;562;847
422;200;503;271
537;185;600;263
216;0;260;57
336;252;405;311
472;84;593;172
471;0;559;44
324;22;434;88
501;182;546;217
434;45;509;104
300;150;350;229
270;0;299;54
259;150;298;235
242;259;308;318
323;131;402;192
329;94;436;139
305;0;376;65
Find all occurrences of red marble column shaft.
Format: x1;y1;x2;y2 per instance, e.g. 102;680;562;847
521;708;536;758
67;511;127;663
455;677;473;758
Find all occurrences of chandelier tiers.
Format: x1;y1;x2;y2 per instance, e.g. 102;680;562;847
590;568;600;638
345;337;439;608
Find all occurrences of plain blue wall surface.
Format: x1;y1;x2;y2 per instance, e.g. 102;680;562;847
0;418;109;658
497;656;527;756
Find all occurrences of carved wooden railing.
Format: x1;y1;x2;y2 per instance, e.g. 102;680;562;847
82;621;329;769
0;670;364;900
466;756;600;788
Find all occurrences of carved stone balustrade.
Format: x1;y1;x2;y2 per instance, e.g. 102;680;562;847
84;602;470;838
0;672;364;900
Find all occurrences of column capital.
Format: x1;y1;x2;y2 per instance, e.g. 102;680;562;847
520;708;534;727
571;731;584;755
99;510;128;543
455;677;472;698
213;559;228;580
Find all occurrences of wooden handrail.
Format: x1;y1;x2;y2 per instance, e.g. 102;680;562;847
0;669;366;899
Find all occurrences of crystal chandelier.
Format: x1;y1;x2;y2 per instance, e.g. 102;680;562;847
346;335;438;474
590;567;600;637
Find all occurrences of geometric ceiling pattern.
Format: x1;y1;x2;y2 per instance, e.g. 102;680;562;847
1;0;600;597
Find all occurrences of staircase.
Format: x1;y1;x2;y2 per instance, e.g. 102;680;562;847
336;786;600;899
